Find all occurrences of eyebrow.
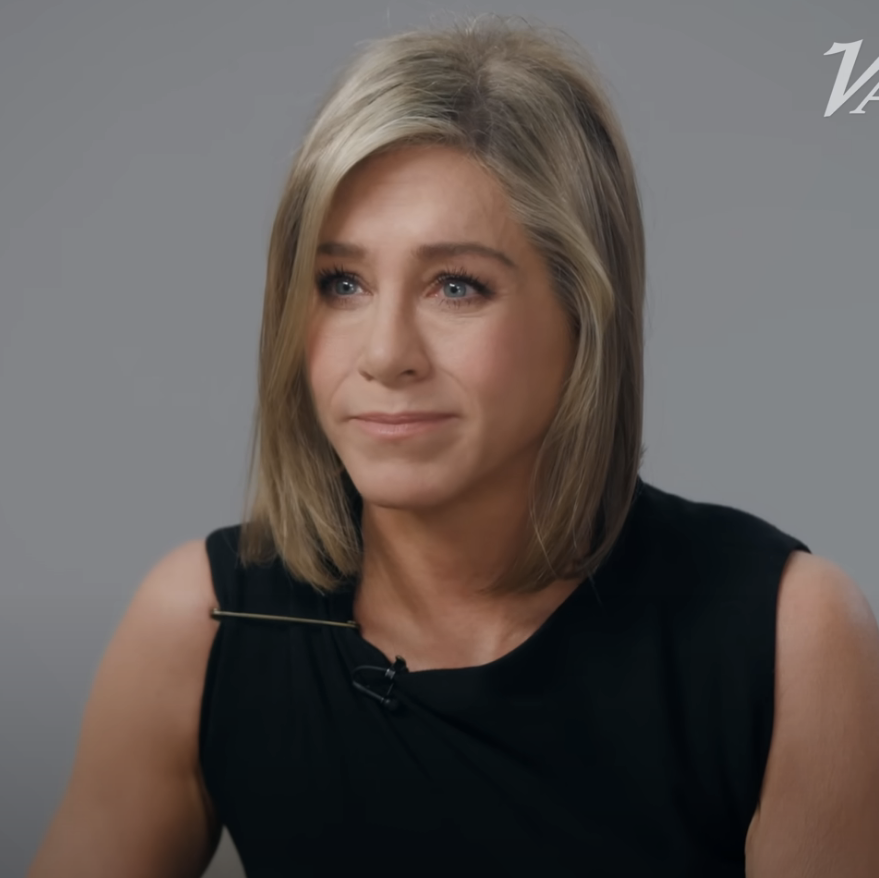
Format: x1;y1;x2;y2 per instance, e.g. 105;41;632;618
316;240;519;271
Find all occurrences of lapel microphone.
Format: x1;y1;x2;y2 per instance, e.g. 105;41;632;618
351;655;408;711
210;607;409;711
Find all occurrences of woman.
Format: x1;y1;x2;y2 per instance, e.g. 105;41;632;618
28;13;879;878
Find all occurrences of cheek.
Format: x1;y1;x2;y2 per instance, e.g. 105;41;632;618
304;333;345;414
467;319;568;420
454;323;535;407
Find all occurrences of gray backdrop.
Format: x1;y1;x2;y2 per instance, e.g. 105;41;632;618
2;1;877;875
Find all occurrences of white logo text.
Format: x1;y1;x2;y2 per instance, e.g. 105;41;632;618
824;41;879;116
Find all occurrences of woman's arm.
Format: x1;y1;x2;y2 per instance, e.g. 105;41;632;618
27;540;223;878
745;551;879;877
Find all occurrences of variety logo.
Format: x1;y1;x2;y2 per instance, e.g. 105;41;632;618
824;41;879;116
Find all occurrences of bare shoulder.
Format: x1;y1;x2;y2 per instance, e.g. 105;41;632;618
27;538;222;878
745;550;879;877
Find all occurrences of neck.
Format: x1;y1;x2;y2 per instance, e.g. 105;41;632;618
350;482;582;668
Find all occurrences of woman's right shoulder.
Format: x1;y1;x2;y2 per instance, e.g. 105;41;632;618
26;535;226;878
140;534;223;624
119;534;224;663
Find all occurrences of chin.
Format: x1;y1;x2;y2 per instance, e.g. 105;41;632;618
349;471;464;511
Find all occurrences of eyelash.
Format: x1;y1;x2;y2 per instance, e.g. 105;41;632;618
314;263;494;310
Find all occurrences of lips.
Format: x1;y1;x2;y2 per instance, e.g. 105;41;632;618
352;413;453;424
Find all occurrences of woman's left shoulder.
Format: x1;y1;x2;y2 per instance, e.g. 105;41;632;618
775;550;879;671
745;550;879;875
777;549;874;623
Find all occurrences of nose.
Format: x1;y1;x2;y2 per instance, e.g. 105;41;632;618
356;283;429;384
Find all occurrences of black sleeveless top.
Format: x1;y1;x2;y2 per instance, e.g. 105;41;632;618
200;476;810;877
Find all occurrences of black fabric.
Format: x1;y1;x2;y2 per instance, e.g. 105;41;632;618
199;476;810;877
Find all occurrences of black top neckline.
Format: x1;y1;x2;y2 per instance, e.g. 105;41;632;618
330;570;594;679
325;475;645;681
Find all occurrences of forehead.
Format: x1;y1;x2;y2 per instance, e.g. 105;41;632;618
321;145;517;238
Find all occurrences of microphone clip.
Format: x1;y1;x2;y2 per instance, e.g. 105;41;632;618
351;655;408;711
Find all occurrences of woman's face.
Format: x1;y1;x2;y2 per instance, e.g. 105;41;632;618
306;144;575;517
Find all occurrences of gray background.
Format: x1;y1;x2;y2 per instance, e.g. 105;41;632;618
2;0;877;875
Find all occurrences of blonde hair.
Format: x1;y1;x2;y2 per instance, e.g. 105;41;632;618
238;12;646;596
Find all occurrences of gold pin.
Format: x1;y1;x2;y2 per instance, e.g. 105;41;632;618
210;607;359;629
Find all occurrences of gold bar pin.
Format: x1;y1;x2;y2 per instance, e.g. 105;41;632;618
210;607;359;629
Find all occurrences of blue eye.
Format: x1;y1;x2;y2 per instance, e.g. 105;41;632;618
441;278;470;298
315;267;358;299
314;265;494;310
328;275;357;297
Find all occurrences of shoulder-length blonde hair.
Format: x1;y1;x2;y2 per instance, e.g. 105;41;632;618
237;12;646;597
